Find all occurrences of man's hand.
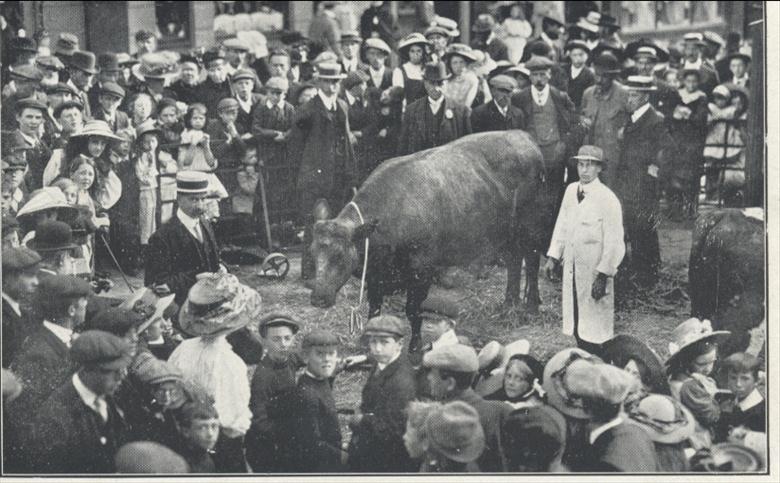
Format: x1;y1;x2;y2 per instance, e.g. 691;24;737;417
591;272;608;301
544;257;560;281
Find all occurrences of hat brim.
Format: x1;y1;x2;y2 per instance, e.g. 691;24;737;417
627;403;696;444
665;331;731;367
431;431;486;463
442;51;477;63
71;129;123;142
543;348;599;419
178;299;252;338
26;240;79;252
129;292;176;334
572;154;606;163
314;73;348;80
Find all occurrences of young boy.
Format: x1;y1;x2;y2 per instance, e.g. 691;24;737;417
173;399;220;473
347;315;417;472
291;329;344;472
717;352;765;440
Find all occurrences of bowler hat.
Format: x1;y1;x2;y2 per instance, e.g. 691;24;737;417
1;246;41;273
175;170;209;194
423;343;479;373
231;68;256;83
364;38;392;56
97;52;122;72
70;330;134;370
591;39;626;63
627;393;695;444
665;318;730;368
525;56;554;72
314;62;346;80
472;13;496;33
363;314;406;338
593;51;621;74
422;61;451;82
302;329;340;349
258;312;301;333
599;14;621;32
342;70;369;90
27;220;78;252
70;50;97;74
572;145;606;164
8;65;43;82
179;272;263;338
425;401;485;463
54;33;79;57
99;81;126;99
541;11;565;27
86;306;147;336
10;37;38;53
115;441;189;474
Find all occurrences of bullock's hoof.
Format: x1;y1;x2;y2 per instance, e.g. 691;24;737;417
302;277;315;290
524;300;540;315
502;296;522;309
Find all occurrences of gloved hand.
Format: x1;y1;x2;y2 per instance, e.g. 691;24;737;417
591;272;608;301
544;257;560;281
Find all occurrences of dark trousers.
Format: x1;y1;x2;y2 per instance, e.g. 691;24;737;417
626;217;661;286
212;431;247;473
572;264;601;356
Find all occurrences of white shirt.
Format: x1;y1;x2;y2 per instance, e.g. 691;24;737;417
177;208;203;242
428;96;444;115
738;388;764;412
318;89;337;111
392;63;424;87
236;94;253;114
72;372;108;422
733;74;749;88
42;320;74;347
369;65;386;88
342;57;358;73
266;98;285;110
570;64;585;80
431;328;459;351
1;292;21;317
289;65;300;83
683;57;703;70
494;100;509;117
631;102;651;123
344;90;357;106
590;415;624;444
532;84;550;106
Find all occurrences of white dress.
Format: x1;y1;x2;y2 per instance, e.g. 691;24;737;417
500;18;532;64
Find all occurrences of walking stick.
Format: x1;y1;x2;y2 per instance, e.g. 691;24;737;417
98;232;135;293
256;166;274;250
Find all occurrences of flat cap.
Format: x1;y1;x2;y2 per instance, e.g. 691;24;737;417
525;56;554;72
340;30;362;43
217;97;239;111
342;70;369;90
488;74;518;92
423;343;479;373
115;441;189;474
70;330;134;369
258;312;301;333
302;329;340;349
364;38;391;55
36;56;66;71
564;358;636;404
37;274;92;301
223;37;250;52
85;307;146;336
134;356;184;386
363;315;406;338
53;99;84;119
46;82;79;96
1;246;41;272
265;76;289;92
420;294;460;320
8;64;43;82
231;68;256;83
99;81;125;99
15;97;48;113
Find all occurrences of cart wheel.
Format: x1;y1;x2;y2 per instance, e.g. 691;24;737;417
261;252;290;279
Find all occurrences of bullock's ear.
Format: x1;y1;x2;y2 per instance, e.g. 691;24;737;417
352;219;379;242
312;198;332;221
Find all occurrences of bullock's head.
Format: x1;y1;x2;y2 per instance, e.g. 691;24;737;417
310;218;378;308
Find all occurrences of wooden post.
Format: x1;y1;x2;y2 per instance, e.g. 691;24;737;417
745;17;764;207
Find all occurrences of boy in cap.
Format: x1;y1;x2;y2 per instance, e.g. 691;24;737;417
200;48;233;114
564;40;595;108
289;329;345;472
2;147;29;215
11;98;52;192
1;246;41;367
245;313;305;472
470;74;525;133
339;31;365;74
230;68;264;133
24;330;133;473
172;398;220;473
206;96;252;214
347;315;417;472
363;38;393;90
422;343;511;472
92;81;129;132
421;400;486;472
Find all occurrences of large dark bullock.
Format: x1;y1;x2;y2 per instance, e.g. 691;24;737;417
689;208;765;356
308;131;554;348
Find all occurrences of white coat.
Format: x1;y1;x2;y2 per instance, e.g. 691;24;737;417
547;178;625;344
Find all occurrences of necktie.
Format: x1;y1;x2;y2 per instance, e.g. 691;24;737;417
93;396;108;423
193;221;203;242
577;188;585;203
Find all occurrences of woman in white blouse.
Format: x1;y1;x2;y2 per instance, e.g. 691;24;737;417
442;43;479;108
392;33;431;105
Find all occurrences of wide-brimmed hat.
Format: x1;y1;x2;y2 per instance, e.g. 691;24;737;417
543;348;603;419
692;443;762;472
474;339;531;396
627;393;695;444
15;187;78;220
425;400;486;463
442;43;478;63
422;61;451;82
665;318;730;367
132;52;181;81
398;32;430;52
119;287;176;335
71;119;122;142
70;50;97;74
314;62;347;80
572;145;606;164
134;119;162;139
179;272;263;338
176;171;209;194
565;40;591;55
683;32;707;47
54;33;79;57
727;52;751;64
576;11;602;34
26;220;78;252
600;334;669;395
625;39;669;63
364;38;392;56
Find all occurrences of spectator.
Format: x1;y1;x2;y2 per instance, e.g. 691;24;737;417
402;400;442;463
1;246;41;367
627;393;694;471
66;51;97;119
308;0;342;57
134;30;157;58
600;334;671;399
498;2;533;64
359;1;400;52
424;25;454;63
363;38;393;91
523;12;565;62
169;53;203;105
702;84;748;205
564;40;595;108
11;97;51;192
87;52;123;115
1;213;21;247
2;65;47;132
222;37;251;76
471;13;509;62
627;42;681;120
484;354;544;408
230;68;264;134
420;401;485;472
360;85;403;178
2;147;29;215
91;82;130;133
716;352;765;438
681;33;718;94
392;33;430;105
339;31;365;73
442;44;479;108
206;97;251;216
471;74;525;133
179;103;226;220
501;405;568;472
171;398;220;472
157;97;183;161
726;52;750;89
130;92;155;127
199;48;232;115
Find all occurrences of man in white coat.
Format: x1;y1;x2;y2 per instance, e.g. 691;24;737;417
544;145;625;355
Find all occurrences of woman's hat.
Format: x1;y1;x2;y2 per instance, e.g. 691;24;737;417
132;52;181;81
71;119;122;141
474;339;531;396
70;50;98;74
134;119;162;139
422;61;451;82
398;32;430;52
575;11;602;34
442;43;478;63
425;400;486;463
313;62;347;80
665;318;730;367
692;443;762;472
176;171;209;194
119;287;176;335
364;38;392;56
26;220;78;252
15;187;78;220
626;393;695;444
543;348;603;419
600;334;669;395
179;272;263;338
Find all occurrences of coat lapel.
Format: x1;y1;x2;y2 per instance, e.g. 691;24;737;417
40;324;70;360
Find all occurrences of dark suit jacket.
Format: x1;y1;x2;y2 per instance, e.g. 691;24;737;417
23;379;129;473
2;298;30;368
91;108;130;133
472;37;509;62
512;86;576;154
565;65;596;108
577;422;658;472
470;101;526;133
348;355;418;472
455;388;511;472
11;129;52;192
234;93;265;136
362;66;393;90
144;214;221;306
399;96;472;155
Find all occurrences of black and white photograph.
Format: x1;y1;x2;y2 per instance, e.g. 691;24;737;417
0;0;776;479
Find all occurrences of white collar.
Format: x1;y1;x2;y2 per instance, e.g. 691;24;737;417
318;90;337;111
43;320;73;347
590;415;624;444
738;388;764;411
2;292;21;317
177;208;201;231
631;103;651;123
579;177;602;195
343;57;358;70
17;129;39;146
345;90;357;106
541;32;556;47
266;98;285;110
494;100;509;116
431;328;459;351
428;95;444;113
684;57;703;70
236;94;253;112
377;350;401;372
146;335;165;345
571;64;585;78
532;84;550;104
72;372;103;409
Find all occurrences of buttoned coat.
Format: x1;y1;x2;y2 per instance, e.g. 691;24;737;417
512;86;576;158
580;81;630;186
10;129;52;192
547;179;625;344
399;96;472;155
347;355;418;472
91;107;130;133
470;100;526;133
566;65;596;108
2;298;29;368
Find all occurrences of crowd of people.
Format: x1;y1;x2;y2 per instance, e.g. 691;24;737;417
1;0;764;475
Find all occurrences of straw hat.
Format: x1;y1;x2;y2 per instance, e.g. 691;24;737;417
313;62;346;80
71;119;122;142
626;393;695;444
15;187;78;220
178;272;263;338
119;287;176;334
398;32;430;52
665;318;730;367
571;145;606;164
442;43;478;63
132;51;181;81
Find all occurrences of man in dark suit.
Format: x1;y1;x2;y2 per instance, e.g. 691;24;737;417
339;31;366;74
630;43;681;120
87;52;123;116
199;48;233;116
11;97;52;192
564;40;596;109
681;32;719;95
399;61;472;155
23;331;133;474
617;76;675;289
145;171;221;306
1;247;41;368
513;56;577;193
471;74;525;133
423;343;511;472
362;38;393;91
470;13;509;62
90;82;130;133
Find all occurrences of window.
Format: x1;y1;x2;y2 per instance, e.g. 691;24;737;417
619;1;724;32
155;1;191;47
